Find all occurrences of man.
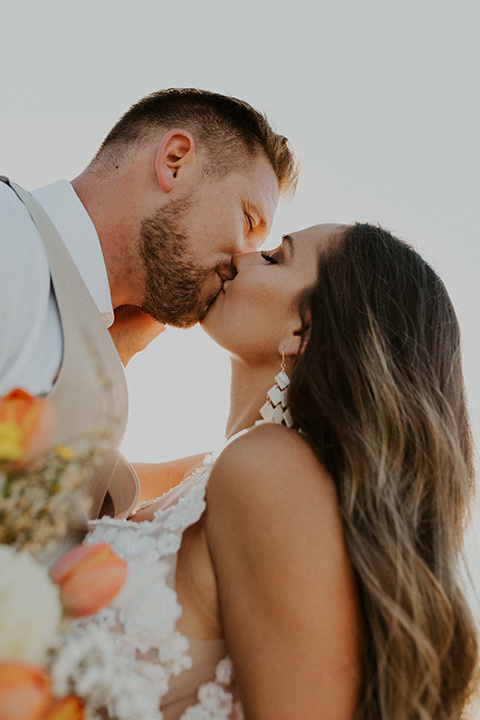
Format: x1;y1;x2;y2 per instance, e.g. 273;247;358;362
0;88;297;520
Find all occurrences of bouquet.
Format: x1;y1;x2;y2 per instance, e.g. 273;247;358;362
0;389;128;720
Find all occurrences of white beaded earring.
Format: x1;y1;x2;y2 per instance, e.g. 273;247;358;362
256;352;293;427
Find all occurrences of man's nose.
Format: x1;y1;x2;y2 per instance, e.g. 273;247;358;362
244;235;261;253
236;230;262;255
233;251;257;272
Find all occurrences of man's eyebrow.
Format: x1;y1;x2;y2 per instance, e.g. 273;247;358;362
282;234;294;256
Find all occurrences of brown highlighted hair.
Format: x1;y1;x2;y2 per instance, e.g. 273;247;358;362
95;88;298;196
290;223;478;719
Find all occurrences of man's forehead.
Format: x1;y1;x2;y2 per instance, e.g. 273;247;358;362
244;154;279;187
241;159;279;218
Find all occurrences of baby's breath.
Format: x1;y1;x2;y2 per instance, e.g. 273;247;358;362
0;428;112;559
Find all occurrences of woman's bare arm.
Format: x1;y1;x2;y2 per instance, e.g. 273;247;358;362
205;424;361;720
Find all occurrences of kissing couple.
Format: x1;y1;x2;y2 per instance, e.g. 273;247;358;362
0;89;478;720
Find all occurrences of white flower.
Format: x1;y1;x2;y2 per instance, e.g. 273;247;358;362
0;545;62;663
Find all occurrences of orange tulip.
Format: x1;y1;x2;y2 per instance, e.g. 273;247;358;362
0;389;54;472
0;662;51;720
49;542;127;617
42;696;84;720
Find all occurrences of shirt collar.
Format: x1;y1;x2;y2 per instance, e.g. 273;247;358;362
32;180;114;327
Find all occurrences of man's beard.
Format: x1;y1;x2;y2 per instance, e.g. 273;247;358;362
139;196;215;328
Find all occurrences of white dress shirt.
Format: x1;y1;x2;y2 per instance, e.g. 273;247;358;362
0;180;113;396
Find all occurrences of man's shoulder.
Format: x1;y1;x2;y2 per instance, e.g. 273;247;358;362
0;180;48;257
0;177;32;214
0;182;50;286
0;179;55;388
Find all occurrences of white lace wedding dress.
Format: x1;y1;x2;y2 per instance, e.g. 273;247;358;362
50;455;244;720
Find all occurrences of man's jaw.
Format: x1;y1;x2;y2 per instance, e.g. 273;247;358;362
199;275;225;318
196;263;237;321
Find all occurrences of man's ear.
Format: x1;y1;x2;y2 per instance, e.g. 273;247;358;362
154;129;196;193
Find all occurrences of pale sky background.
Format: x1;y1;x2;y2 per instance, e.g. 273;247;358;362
2;0;480;646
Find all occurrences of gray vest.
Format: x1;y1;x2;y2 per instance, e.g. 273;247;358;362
0;177;139;520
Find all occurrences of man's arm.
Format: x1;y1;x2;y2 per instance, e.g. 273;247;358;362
133;453;207;507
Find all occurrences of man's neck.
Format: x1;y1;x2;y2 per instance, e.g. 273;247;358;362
71;169;145;309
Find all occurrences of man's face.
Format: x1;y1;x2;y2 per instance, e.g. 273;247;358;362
139;154;279;328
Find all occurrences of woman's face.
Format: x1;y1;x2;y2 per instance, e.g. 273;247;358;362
202;223;343;364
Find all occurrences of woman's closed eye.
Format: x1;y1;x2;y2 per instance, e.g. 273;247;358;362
261;251;279;265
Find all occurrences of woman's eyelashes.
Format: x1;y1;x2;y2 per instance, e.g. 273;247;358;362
260;251;279;264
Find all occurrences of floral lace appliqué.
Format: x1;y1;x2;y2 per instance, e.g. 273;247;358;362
50;458;240;720
180;657;243;720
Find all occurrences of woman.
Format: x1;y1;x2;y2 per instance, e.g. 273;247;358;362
52;223;479;720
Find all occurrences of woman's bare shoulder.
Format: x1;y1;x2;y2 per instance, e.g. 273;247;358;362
205;423;349;601
207;423;338;519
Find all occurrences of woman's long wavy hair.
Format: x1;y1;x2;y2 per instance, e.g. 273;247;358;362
289;223;478;719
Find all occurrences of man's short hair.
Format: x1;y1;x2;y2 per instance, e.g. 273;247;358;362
95;88;298;197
